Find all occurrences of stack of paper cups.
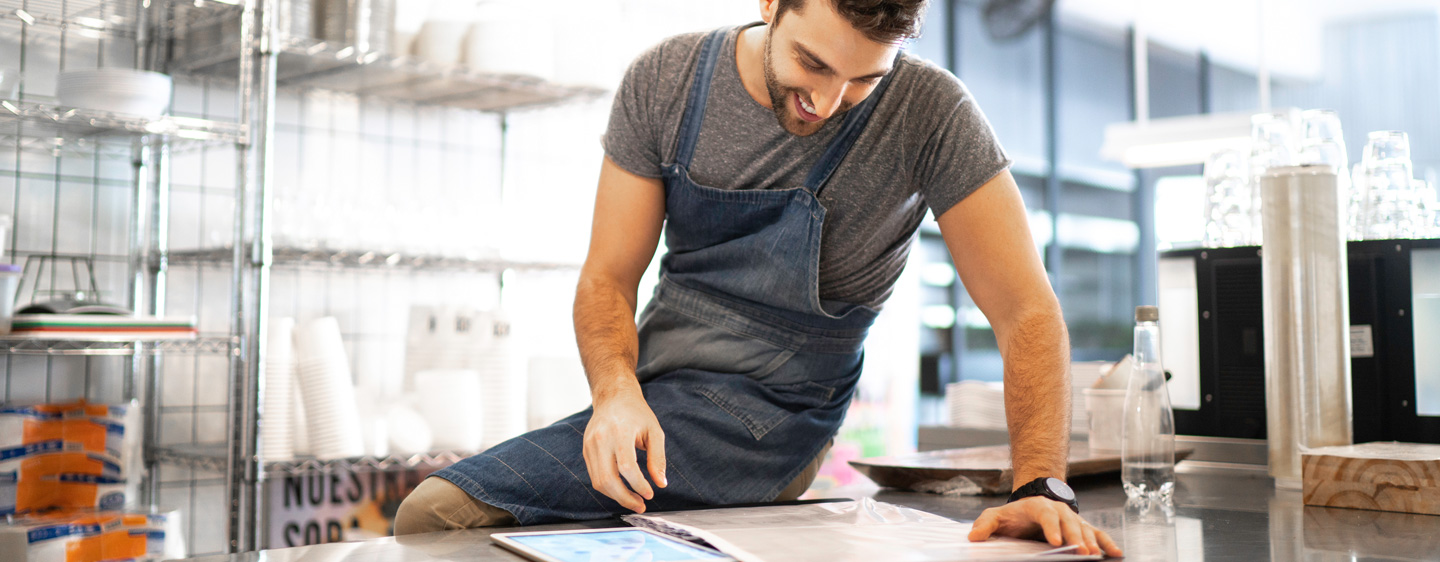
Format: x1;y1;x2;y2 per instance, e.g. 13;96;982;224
292;379;310;456
1260;164;1353;488
294;317;365;459
479;311;526;447
260;317;297;461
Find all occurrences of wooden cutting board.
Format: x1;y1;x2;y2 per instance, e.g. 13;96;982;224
848;442;1194;495
1302;442;1440;516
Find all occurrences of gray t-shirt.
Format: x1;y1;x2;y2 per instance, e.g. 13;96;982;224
603;24;1010;308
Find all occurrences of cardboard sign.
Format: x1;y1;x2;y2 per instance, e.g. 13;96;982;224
264;468;436;548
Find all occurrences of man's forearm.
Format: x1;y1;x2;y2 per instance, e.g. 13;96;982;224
1000;305;1072;489
574;274;644;403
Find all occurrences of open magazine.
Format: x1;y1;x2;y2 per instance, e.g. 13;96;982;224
622;498;1103;562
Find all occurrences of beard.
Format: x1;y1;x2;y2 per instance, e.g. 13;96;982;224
763;30;853;137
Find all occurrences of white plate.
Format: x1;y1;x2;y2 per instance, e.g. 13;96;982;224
57;69;172;118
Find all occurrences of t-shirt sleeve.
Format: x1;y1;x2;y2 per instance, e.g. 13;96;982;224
910;65;1012;217
602;42;669;179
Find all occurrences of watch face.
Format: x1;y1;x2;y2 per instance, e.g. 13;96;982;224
1045;478;1076;501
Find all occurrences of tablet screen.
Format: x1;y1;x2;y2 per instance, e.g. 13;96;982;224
504;529;732;562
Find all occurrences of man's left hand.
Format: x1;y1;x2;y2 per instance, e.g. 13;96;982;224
966;497;1123;557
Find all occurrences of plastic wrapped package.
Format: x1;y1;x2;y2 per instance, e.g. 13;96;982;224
0;514;74;562
0;510;183;562
1259;165;1353;488
0;442;68;515
0;401;141;515
6;451;127;514
0;407;38;449
4;402;137;463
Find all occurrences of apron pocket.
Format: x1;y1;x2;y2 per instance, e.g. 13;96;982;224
636;299;797;382
767;381;836;409
697;379;837;441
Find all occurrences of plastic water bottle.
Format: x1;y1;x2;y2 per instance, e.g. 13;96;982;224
1122;305;1176;502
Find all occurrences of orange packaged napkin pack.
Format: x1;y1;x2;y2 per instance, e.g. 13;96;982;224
0;509;183;562
0;401;140;516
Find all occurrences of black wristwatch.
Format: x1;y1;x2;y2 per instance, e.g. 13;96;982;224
1008;477;1079;513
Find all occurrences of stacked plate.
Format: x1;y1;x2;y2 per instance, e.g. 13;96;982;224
57;69;173;119
526;355;590;431
414;369;484;451
260;318;297;461
944;380;1007;430
404;306;527;449
294;317;365;460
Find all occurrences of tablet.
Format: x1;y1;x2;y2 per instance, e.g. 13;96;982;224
491;527;737;562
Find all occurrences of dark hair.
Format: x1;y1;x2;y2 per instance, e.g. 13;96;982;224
775;0;929;44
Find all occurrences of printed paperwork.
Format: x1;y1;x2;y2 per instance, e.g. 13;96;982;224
623;498;1102;562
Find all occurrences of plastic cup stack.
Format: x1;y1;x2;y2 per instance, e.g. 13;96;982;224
477;312;526;447
260;317;297;461
294;317;365;460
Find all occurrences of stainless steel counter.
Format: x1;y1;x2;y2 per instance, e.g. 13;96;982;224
179;463;1440;561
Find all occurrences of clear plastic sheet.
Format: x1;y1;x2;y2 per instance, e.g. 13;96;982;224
624;498;1102;562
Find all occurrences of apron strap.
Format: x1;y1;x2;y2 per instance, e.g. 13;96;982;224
672;29;729;168
803;53;901;197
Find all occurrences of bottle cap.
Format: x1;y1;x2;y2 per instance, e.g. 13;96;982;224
1135;305;1159;322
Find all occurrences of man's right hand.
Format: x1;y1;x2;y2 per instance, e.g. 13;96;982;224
582;387;668;513
575;157;669;513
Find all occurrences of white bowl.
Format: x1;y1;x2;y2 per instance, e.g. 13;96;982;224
463;20;553;79
58;69;172;118
413;20;467;66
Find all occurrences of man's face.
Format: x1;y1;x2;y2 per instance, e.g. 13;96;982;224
762;0;899;136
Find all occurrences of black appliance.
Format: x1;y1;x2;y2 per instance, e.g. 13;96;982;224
1157;238;1440;444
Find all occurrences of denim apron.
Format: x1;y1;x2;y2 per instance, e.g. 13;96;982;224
434;29;896;525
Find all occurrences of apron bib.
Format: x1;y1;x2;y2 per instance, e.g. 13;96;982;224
434;28;896;524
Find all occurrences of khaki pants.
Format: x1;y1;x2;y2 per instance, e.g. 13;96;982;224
394;441;832;535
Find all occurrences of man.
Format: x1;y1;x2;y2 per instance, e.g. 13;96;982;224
396;0;1121;557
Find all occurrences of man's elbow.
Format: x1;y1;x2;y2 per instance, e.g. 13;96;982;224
999;294;1063;332
575;269;638;314
994;300;1067;357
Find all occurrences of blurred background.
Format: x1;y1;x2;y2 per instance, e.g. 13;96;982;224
0;0;1438;557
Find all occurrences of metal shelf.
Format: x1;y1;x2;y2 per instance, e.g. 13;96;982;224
0;99;248;154
173;37;607;113
154;443;475;476
0;0;142;38
165;246;581;273
153;443;232;473
265;450;475;476
0;335;232;356
0;0;240;37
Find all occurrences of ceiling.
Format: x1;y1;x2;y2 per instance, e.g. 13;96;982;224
1054;0;1440;79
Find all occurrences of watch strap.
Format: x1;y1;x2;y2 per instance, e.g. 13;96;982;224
1008;477;1080;513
